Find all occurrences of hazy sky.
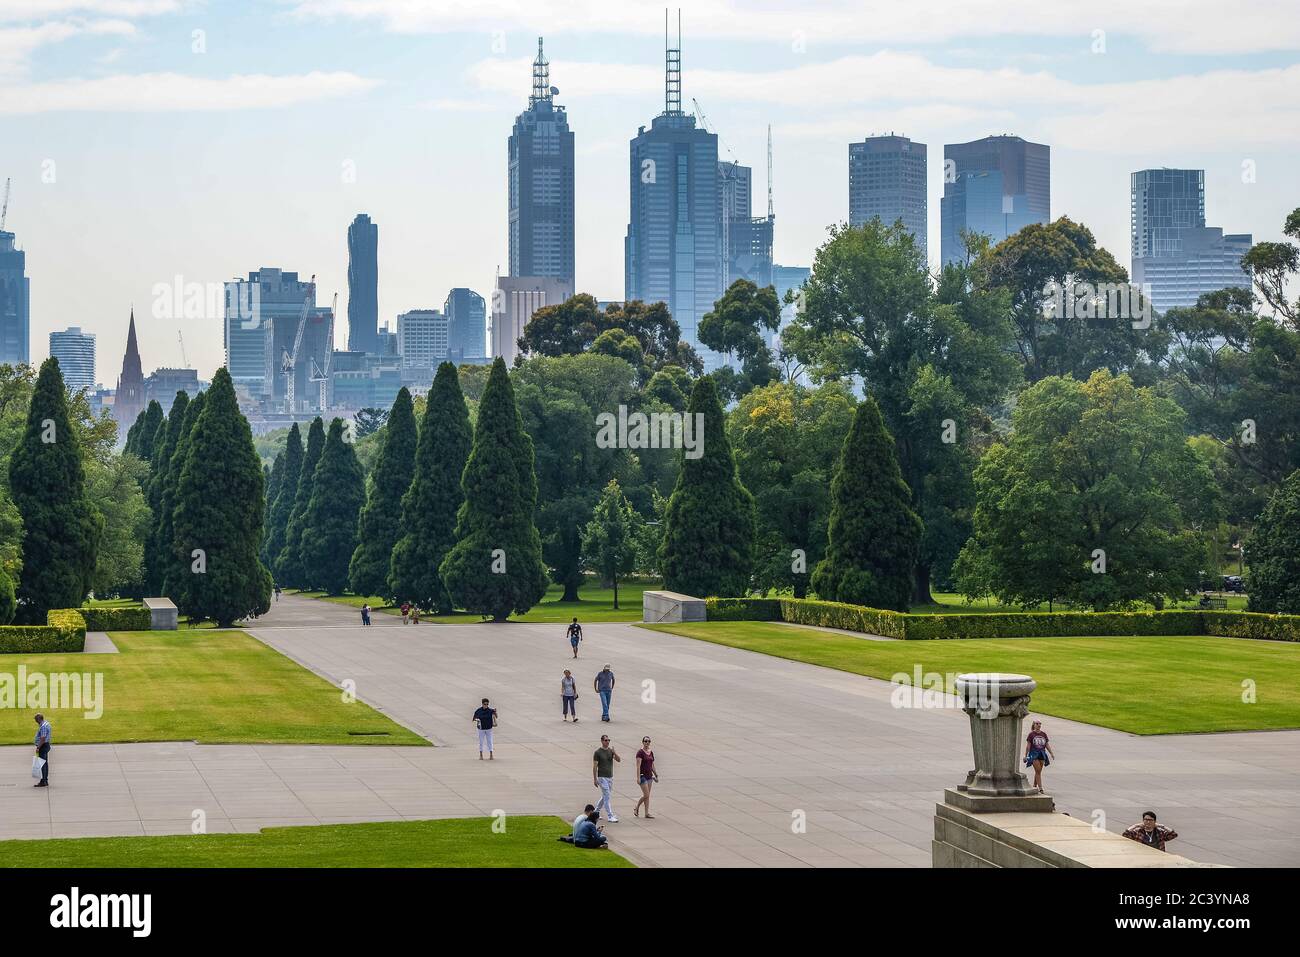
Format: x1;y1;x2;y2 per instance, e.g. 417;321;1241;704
3;0;1299;381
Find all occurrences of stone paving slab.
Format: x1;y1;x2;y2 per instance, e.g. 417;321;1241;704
82;632;119;653
2;593;1295;868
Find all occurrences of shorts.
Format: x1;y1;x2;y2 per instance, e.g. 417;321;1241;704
477;729;494;752
1024;748;1050;767
639;775;655;786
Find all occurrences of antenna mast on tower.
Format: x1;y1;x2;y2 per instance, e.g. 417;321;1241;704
664;9;682;116
767;125;774;221
530;37;552;107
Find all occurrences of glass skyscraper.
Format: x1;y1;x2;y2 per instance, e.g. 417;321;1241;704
1130;169;1252;313
940;135;1049;265
347;214;379;354
849;135;928;260
0;224;29;366
49;327;96;394
508;38;575;285
444;287;486;359
625;23;723;368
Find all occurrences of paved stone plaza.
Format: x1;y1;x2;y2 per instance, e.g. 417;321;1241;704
2;593;1297;867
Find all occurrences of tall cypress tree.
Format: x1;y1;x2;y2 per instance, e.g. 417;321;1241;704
9;358;103;621
440;358;549;621
133;400;164;463
658;375;755;598
390;364;472;612
124;408;146;456
300;418;366;594
144;390;189;594
349;388;417;598
262;453;284;564
276;416;324;589
263;422;302;582
160;391;204;601
811;395;922;612
170;368;272;626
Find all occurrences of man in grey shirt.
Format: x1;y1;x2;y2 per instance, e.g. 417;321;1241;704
594;665;615;722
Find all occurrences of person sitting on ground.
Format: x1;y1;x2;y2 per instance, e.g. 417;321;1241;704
1123;811;1179;852
573;811;608;850
559;804;597;844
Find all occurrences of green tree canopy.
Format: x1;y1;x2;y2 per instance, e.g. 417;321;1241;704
300;418;366;595
1244;468;1300;614
349;388;417;599
276;416;324;589
581;479;638;609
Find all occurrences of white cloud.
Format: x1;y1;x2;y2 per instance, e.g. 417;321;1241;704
0;17;134;76
285;0;1300;55
0;1;181;20
0;70;380;112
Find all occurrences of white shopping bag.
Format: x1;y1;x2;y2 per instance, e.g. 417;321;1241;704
31;756;45;779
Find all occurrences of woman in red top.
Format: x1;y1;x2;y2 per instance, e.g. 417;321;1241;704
1023;720;1054;793
633;736;658;819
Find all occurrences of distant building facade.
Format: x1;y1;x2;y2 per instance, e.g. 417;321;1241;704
145;367;202;413
1130;168;1253;313
941;135;1050;265
49;327;95;394
720;162;773;289
444;288;486;359
397;309;449;369
491;275;574;366
112;310;146;437
347;214;379;354
509;39;575;285
0;224;29;365
849;135;928;259
223;268;326;410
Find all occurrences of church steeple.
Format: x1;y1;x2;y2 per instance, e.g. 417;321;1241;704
114;307;146;437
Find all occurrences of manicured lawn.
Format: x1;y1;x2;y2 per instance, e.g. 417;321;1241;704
913;591;1250;614
641;621;1300;735
0;817;633;868
0;631;426;746
303;580;658;624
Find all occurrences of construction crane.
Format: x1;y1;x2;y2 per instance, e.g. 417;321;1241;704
281;274;315;413
177;330;189;368
0;178;10;231
308;293;337;413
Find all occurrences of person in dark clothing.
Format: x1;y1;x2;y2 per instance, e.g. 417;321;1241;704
573;811;608;849
33;713;51;787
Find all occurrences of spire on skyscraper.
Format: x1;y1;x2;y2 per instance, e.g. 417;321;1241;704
114;307;146;436
664;9;682;116
530;37;552;107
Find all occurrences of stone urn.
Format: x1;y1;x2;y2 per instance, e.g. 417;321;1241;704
944;673;1054;813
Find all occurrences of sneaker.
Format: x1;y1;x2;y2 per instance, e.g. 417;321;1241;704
607;815;619;823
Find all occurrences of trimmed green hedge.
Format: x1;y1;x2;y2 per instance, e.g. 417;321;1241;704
0;609;87;654
79;606;152;631
704;598;1300;643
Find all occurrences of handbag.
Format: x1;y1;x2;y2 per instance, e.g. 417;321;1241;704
31;756;45;779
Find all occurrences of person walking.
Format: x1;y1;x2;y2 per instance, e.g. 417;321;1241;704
592;734;621;822
473;698;498;760
400;602;411;625
594;664;615;722
1123;811;1179;852
633;735;658;819
561;669;579;722
274;584;281;601
360;604;371;626
33;713;51;788
1023;720;1054;793
411;606;421;625
567;618;583;659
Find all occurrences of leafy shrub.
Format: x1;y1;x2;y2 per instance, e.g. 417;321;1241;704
0;609;87;654
1203;611;1300;642
705;598;781;621
904;611;1203;640
777;598;909;639
78;606;153;631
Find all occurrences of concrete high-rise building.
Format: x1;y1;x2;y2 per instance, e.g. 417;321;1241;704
444;288;487;359
720;161;773;289
1130;168;1253;314
396;309;449;369
49;327;95;394
347;214;379;353
0;221;29;366
491;275;574;366
940;135;1050;265
849;134;928;259
145;367;202;413
625;15;724;368
113;310;145;437
223;268;325;408
509;38;575;285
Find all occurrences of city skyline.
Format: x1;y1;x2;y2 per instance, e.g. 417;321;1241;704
3;1;1298;379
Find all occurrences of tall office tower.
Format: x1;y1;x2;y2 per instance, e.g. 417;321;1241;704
508;38;576;284
491;276;573;366
223;268;323;405
940;134;1049;265
49;327;96;394
145;367;201;413
625;13;724;368
396;309;449;369
444;288;487;359
113;310;146;437
0;216;29;366
720;161;773;289
347;214;379;353
1130;168;1252;314
849;134;928;259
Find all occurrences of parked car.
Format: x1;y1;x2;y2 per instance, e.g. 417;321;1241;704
1222;575;1245;593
